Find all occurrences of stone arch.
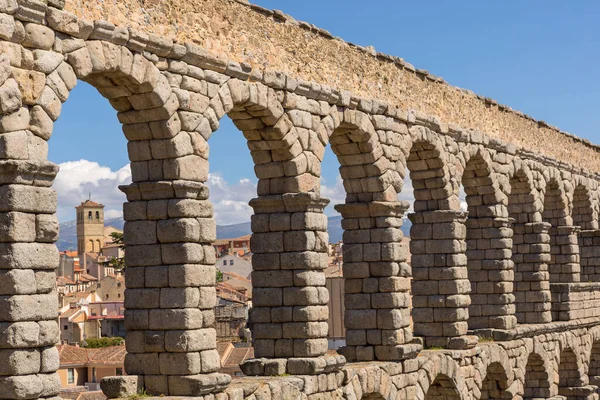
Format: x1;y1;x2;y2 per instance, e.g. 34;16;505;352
572;181;597;231
319;108;410;361
342;366;394;399
416;355;464;400
542;171;579;283
326;108;402;202
522;352;553;399
1;26;236;394
508;162;551;324
587;340;600;385
407;127;471;347
475;345;515;400
423;374;462;400
479;361;511;399
507;162;540;224
459;145;515;331
557;347;587;396
571;178;598;282
407;125;455;212
176;79;334;365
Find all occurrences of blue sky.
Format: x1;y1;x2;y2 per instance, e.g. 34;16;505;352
49;1;600;223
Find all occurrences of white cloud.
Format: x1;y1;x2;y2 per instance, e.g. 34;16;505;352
52;161;423;225
53;160;131;222
321;175;346;216
207;173;257;225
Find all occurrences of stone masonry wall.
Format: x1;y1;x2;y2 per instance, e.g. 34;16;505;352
60;0;600;173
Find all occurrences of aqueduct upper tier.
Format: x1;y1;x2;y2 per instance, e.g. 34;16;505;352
0;0;600;399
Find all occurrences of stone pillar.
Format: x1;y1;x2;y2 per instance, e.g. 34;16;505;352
579;230;600;282
512;222;552;324
118;180;230;397
409;210;477;349
0;162;62;400
240;193;345;376
336;201;421;362
465;216;517;331
549;226;581;283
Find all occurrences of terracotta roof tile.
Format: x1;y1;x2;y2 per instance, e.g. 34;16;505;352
77;200;104;208
223;271;251;282
76;392;107;400
57;276;76;285
58;344;125;367
224;347;254;367
58;345;88;367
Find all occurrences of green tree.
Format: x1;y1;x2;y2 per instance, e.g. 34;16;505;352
216;268;223;283
83;337;124;348
107;232;126;270
109;232;125;249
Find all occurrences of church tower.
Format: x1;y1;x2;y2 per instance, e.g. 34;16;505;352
76;198;105;255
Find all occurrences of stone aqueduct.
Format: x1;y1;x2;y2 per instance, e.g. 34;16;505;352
1;0;600;399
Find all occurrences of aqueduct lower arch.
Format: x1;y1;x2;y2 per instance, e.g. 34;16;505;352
1;0;600;399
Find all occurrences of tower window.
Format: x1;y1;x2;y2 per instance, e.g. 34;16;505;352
88;211;92;220
96;211;100;219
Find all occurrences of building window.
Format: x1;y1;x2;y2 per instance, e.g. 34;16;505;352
118;293;121;298
223;260;226;266
63;325;68;330
106;294;109;299
117;283;122;288
116;368;123;376
67;368;75;384
97;283;101;288
230;260;234;265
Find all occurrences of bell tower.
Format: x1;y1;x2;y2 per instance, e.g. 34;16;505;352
76;197;105;256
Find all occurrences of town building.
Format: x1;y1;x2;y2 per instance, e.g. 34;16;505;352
75;198;124;278
222;271;252;299
216;342;254;377
57;344;125;393
213;235;251;257
217;253;253;280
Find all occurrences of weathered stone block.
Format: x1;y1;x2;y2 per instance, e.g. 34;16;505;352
159;352;201;375
164;328;216;352
148;308;203;330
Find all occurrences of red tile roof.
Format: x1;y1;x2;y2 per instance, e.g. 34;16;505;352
58;345;88;367
57;276;76;285
76;392;107;400
86;346;126;366
223;271;251;283
58;344;125;367
77;200;104;208
223;347;254;367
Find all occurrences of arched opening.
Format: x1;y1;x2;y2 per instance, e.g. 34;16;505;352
558;348;585;395
572;185;596;231
361;394;385;400
407;138;470;347
542;179;575;283
572;184;598;281
424;374;461;400
480;362;510;399
407;141;453;213
508;169;550;324
328;109;408;361
523;353;551;399
588;341;600;385
461;152;514;331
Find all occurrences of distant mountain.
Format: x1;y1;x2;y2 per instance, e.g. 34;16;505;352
56;215;411;252
216;222;251;240
56;217;126;253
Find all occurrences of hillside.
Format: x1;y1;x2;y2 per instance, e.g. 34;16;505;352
56;215;411;252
